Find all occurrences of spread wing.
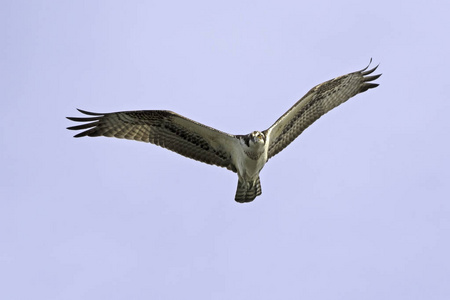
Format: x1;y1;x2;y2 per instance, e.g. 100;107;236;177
263;60;381;159
67;109;239;171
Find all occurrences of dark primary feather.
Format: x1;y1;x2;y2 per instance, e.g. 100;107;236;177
67;109;237;171
264;61;381;159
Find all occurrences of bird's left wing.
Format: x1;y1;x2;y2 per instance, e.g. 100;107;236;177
67;109;239;171
263;61;381;160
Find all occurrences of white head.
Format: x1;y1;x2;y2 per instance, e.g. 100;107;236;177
250;131;266;145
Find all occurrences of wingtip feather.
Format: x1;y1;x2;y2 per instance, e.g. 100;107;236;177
76;108;104;116
363;74;382;82
66;121;99;131
73;132;88;138
360;83;379;93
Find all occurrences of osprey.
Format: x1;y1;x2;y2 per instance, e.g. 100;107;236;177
67;61;381;203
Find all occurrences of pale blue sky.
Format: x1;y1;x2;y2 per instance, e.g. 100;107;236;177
1;1;450;299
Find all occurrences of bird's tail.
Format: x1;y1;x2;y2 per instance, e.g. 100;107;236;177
235;177;262;203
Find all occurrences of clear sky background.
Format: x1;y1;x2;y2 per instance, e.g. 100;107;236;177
1;1;449;299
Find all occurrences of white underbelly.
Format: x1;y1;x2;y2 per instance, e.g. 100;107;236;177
234;151;267;181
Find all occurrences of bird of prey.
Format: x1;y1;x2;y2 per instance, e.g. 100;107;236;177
67;60;381;203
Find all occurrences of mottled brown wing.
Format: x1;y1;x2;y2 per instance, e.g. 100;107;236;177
67;109;239;171
263;61;381;159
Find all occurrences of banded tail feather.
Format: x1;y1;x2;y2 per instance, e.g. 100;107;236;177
235;177;262;203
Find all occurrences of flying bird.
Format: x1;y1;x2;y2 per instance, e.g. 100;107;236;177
67;60;381;203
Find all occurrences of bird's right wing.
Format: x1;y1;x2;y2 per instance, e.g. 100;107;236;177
67;109;239;171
